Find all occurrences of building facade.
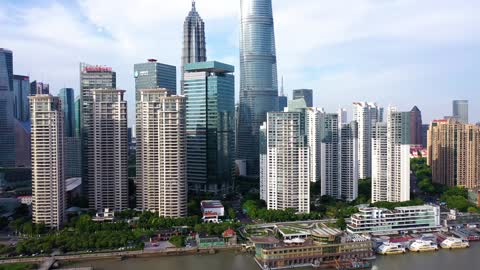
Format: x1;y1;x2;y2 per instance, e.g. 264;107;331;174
134;59;176;97
181;1;207;94
352;102;383;179
88;89;128;211
136;89;187;217
238;0;279;175
453;100;468;124
410;106;423;145
30;95;65;229
13;75;30;121
30;81;49;95
59;88;75;137
339;121;359;201
292;89;313;107
262;112;310;213
64;137;82;179
320;113;339;198
0;48;16;168
183;61;235;194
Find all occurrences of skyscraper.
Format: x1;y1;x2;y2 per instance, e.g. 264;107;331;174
372;107;411;203
278;77;287;111
58;88;75;137
0;48;16;168
89;89;128;211
293;89;313;107
339;121;359;201
238;0;279;175
30;94;65;229
136;89;187;217
13;75;30;121
74;96;81;137
30;81;49;95
183;61;235;193
261;112;310;213
134;59;176;97
353;102;383;179
453;100;468;124
410;106;422;145
181;0;206;94
320;113;339;198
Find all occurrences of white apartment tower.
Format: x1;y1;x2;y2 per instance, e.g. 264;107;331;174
339;121;359;201
30;95;65;229
261;112;310;213
89;89;128;211
353;102;383;179
136;89;187;217
372;107;410;203
306;107;323;183
320;113;339;198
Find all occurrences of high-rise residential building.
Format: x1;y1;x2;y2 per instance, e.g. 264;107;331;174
427;119;480;189
181;0;206;94
261;111;310;213
30;81;49;95
87;89;128;211
58;88;75;137
0;48;15;168
134;59;177;97
453;100;468;124
74;96;81;137
410;106;422;145
183;61;235;194
372;107;411;203
29;95;65;229
136;89;187;217
13;75;30;121
238;0;279;175
306;107;323;183
353;102;383;179
79;63;116;202
321;113;339;198
339;121;359;201
293;89;313;107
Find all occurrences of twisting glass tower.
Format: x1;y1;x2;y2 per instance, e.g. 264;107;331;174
238;0;279;175
181;0;207;93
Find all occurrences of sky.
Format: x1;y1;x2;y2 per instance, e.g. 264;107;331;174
1;0;479;125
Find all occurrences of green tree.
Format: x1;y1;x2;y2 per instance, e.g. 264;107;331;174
336;217;347;230
228;208;236;220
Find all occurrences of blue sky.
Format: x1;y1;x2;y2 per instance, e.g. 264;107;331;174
1;0;479;124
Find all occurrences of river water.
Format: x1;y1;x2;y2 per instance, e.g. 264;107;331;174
70;243;480;270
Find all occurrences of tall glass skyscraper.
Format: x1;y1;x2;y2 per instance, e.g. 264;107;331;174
0;48;16;168
59;88;75;137
181;0;206;94
13;75;30;121
184;61;235;194
134;59;176;98
453;100;468;124
238;0;279;175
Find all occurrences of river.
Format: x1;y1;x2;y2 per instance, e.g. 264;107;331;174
70;243;480;270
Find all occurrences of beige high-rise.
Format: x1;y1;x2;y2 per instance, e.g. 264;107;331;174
30;95;65;229
136;89;187;217
428;118;480;188
89;89;128;211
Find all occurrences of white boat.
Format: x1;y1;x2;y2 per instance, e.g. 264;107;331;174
440;237;470;249
408;240;438;252
377;243;406;255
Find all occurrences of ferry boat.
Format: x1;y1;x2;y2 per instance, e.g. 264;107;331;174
408;240;439;252
376;243;406;255
440;237;470;249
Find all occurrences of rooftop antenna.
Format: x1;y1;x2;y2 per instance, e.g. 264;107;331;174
192;0;196;10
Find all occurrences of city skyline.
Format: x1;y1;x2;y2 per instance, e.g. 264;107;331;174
1;0;478;125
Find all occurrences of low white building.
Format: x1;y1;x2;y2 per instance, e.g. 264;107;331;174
347;205;441;234
201;200;224;223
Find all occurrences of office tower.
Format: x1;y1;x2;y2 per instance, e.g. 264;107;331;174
427;119;480;188
136;89;187;217
410;106;422;145
64;137;81;179
30;95;65;229
134;59;176;97
30;81;49;95
339;121;359;201
238;0;279;175
58;88;75;137
13;75;30;121
15;120;31;168
261;112;310;213
372;107;411;203
181;0;206;94
0;48;15;168
278;77;287;111
453;100;468;124
353;102;383;179
320;113;339;198
74;96;81;137
293;89;313;107
80;63;116;202
421;124;429;148
86;89;128;211
183;61;235;193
